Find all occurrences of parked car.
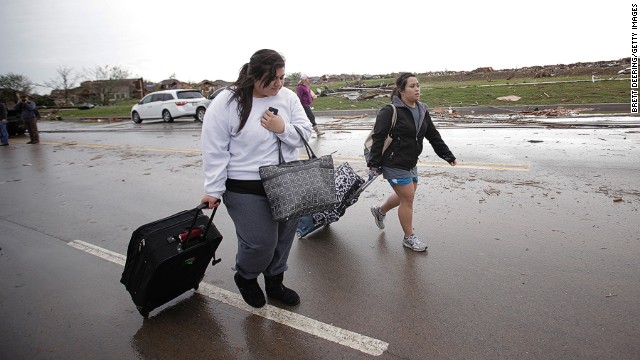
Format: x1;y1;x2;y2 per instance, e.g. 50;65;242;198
208;87;226;101
131;89;208;124
6;108;25;136
77;102;96;110
196;87;228;122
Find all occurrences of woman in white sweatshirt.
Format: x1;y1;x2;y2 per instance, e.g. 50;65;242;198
200;49;312;308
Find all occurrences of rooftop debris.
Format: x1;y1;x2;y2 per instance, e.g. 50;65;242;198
318;82;393;101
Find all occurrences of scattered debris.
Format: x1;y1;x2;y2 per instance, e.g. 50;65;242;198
431;107;461;117
320;83;393;101
518;107;594;117
613;197;624;202
483;188;501;196
333;114;368;120
513;181;542;187
496;95;521;101
527;140;544;143
343;93;360;101
606;292;618;298
46;108;63;121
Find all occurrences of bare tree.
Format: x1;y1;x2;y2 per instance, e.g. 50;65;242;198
44;66;81;105
84;65;131;105
0;73;34;99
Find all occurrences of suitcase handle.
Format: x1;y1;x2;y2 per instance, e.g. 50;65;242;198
184;200;220;247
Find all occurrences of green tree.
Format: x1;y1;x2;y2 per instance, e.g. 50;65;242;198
0;73;34;100
29;94;56;107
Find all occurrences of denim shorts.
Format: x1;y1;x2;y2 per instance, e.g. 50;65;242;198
387;177;419;187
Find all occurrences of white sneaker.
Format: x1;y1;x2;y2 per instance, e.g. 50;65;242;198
370;206;385;229
403;234;427;252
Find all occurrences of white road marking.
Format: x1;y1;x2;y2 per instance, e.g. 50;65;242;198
68;239;126;265
67;240;389;356
196;283;388;356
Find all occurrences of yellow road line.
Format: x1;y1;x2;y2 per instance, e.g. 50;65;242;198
333;155;529;172
43;140;198;154
43;141;529;172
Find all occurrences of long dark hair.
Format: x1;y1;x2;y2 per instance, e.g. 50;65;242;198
229;49;286;131
391;72;417;99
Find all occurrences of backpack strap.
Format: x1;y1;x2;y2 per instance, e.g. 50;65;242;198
388;104;397;136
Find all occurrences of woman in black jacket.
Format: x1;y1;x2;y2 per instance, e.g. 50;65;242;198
368;73;457;251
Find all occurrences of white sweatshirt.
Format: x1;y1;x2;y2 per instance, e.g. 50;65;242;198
201;87;313;198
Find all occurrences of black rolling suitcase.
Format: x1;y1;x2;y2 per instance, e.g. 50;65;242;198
120;203;223;318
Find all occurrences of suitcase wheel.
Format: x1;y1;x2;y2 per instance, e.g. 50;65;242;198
136;306;149;318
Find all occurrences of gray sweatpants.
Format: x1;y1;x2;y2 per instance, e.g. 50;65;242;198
223;191;298;279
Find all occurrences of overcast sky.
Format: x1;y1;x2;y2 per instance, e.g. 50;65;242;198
0;0;630;94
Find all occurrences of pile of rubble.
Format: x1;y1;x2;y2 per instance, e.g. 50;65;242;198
317;82;393;101
516;107;595;117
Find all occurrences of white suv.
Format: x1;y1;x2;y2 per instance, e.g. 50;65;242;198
131;89;209;123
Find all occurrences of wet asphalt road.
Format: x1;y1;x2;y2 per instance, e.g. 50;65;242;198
1;115;639;359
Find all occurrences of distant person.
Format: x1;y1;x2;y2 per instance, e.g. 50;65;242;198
0;101;8;146
14;95;39;144
200;49;312;308
297;73;325;136
367;73;457;252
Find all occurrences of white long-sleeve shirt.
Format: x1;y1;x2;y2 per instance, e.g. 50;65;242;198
201;87;312;198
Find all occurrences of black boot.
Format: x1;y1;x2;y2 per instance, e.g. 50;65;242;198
264;273;300;306
234;272;266;308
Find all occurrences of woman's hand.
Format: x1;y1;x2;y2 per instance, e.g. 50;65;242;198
261;109;285;134
200;195;220;209
449;160;458;166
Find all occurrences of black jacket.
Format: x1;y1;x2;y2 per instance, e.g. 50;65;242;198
367;96;455;170
14;101;37;120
